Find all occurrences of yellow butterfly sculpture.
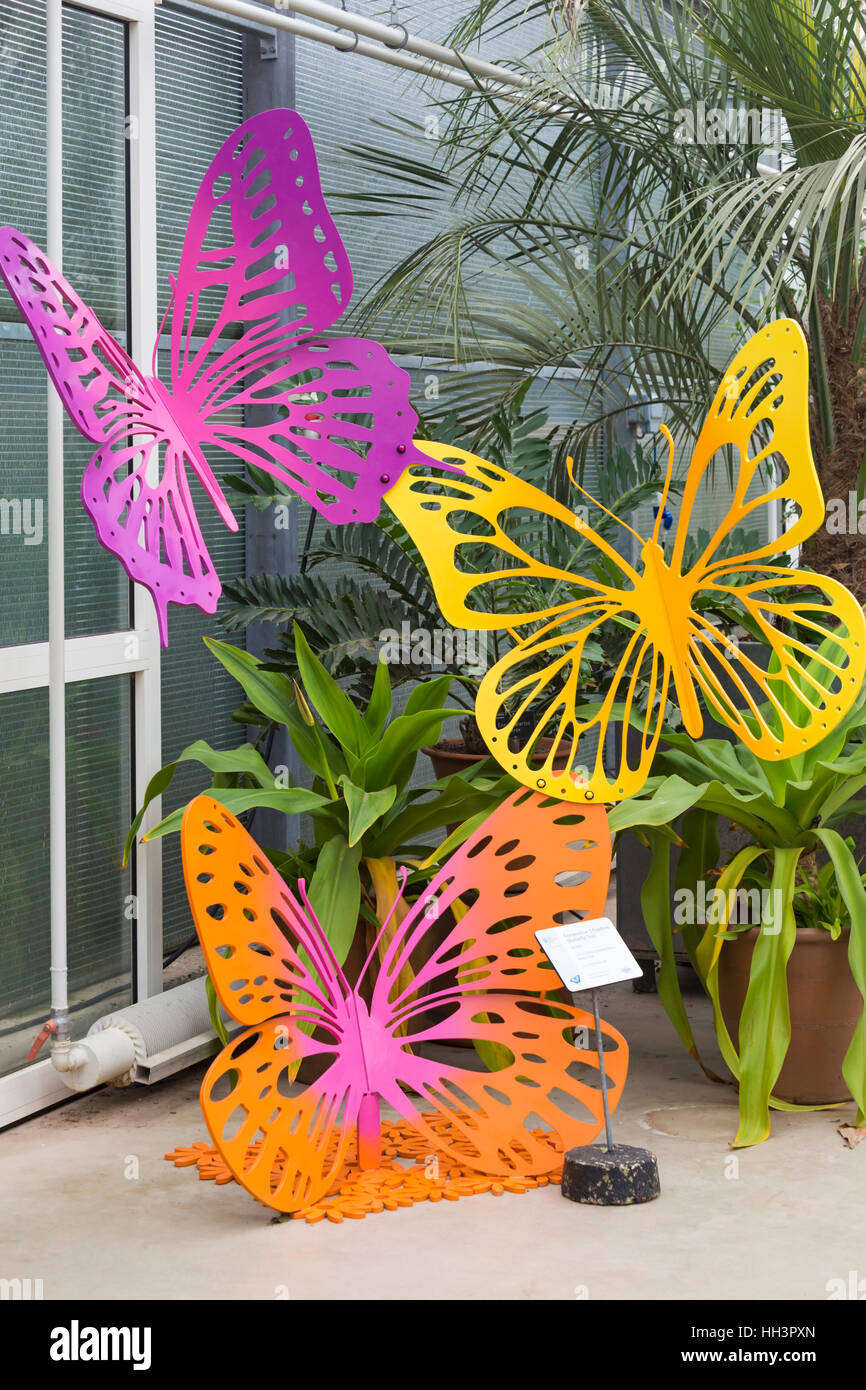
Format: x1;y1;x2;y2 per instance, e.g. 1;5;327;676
386;320;866;804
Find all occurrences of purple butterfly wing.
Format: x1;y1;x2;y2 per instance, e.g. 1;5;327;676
0;225;147;441
0;226;229;642
198;336;424;522
168;108;433;522
81;430;224;646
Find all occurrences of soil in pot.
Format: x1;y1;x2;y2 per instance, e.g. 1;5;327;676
718;926;861;1104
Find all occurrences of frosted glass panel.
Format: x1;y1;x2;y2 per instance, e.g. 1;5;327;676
0;678;133;1078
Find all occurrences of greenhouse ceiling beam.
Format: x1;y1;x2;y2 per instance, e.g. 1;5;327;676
186;0;530;96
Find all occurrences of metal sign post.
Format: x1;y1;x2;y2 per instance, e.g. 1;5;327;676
592;988;614;1152
534;918;661;1206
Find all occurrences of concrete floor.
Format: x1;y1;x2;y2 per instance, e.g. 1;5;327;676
2;973;864;1302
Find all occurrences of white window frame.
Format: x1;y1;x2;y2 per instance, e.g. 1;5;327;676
0;0;159;1124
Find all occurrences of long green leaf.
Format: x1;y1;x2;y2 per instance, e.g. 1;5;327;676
203;637;295;724
306;835;362;966
639;828;706;1069
815;827;866;1124
293;624;368;756
143;786;330;841
359;709;457;792
363;656;393;740
123;739;275;865
733;847;801;1147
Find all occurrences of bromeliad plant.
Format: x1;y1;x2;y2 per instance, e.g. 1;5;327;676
609;658;866;1148
125;627;513;982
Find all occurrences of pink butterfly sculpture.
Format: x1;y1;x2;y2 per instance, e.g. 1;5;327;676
181;789;627;1213
0;109;429;643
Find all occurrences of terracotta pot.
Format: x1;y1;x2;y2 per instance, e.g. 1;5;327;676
422;736;572;782
422;738;488;781
717;926;862;1103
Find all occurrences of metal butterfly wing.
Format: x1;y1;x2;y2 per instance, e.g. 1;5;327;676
0;224;234;645
165;108;430;524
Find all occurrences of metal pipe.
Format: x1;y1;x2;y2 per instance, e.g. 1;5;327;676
272;0;527;88
46;0;69;1048
187;0;526;95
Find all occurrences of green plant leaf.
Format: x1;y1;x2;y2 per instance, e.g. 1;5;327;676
306;835;362;966
123;739;276;865
404;674;453;715
283;700;347;785
203;637;296;724
695;845;767;1087
206;975;230;1050
674;807;721;972
608;776;710;833
639;828;710;1073
143;786;330;841
732;847;801;1148
372;773;512;853
293;624;368;755
359;708;457;792
815;827;866;1125
338;776;398;847
363;656;393;740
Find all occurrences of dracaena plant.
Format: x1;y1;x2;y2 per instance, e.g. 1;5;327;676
125;627;512;977
608;647;866;1148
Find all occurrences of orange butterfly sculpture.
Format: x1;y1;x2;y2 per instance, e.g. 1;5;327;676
386;320;866;804
181;789;625;1213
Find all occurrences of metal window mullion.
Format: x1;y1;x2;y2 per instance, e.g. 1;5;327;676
46;0;69;1039
127;3;163;1004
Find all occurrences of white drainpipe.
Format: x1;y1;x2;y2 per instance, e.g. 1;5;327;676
50;978;235;1092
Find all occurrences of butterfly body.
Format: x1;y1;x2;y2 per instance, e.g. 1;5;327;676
633;539;706;735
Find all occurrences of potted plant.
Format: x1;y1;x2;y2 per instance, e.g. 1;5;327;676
609;649;866;1147
717;849;866;1106
125;627;513;991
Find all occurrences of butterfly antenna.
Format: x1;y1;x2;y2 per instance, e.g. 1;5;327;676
650;424;676;546
567;456;645;544
152;274;176;378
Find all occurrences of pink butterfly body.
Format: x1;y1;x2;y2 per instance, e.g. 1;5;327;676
0;109;427;643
